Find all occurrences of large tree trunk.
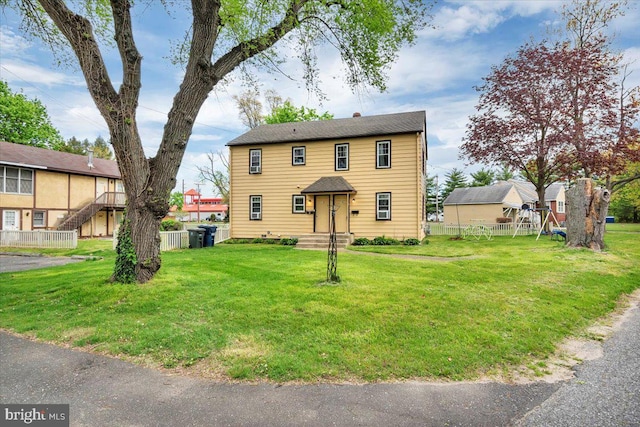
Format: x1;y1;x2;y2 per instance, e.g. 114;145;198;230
566;178;611;250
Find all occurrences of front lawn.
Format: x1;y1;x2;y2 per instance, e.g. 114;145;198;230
1;229;638;383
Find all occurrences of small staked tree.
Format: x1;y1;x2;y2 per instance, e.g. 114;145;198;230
6;0;433;282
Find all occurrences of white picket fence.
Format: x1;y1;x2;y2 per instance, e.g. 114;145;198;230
113;225;230;251
0;230;78;249
425;222;538;237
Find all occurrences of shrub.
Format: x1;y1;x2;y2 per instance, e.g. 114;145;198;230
403;238;420;246
372;235;400;246
160;219;183;231
280;238;298;246
421;237;430;245
264;238;277;244
352;237;372;246
252;238;265;244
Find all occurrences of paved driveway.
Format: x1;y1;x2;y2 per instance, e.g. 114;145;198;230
0;254;83;273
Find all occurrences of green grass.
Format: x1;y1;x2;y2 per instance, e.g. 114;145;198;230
1;228;639;383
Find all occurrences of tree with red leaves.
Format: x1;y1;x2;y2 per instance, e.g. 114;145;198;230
461;0;639;250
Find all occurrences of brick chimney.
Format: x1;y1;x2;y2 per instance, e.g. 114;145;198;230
352;112;361;117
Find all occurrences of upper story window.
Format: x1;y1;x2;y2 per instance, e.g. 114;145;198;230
249;149;262;174
250;195;262;220
292;146;306;166
1;166;33;194
335;143;349;171
376;140;391;169
376;192;391;220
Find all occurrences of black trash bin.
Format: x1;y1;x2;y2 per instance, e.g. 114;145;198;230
188;229;205;248
198;225;218;247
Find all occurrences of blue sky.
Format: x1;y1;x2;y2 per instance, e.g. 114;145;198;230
1;1;639;196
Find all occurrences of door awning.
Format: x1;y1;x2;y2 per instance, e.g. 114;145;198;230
301;176;356;194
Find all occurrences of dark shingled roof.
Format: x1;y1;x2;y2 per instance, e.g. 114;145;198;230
301;176;356;194
443;185;513;205
226;111;426;146
0;141;121;179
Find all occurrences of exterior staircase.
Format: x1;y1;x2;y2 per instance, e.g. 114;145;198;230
57;192;126;231
295;233;353;250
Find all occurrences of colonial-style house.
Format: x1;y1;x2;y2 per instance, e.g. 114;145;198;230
443;180;566;226
0;141;125;236
226;111;427;244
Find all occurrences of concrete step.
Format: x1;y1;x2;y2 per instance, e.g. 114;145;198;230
296;234;353;249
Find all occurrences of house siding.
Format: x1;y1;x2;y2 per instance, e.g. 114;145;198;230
230;132;425;240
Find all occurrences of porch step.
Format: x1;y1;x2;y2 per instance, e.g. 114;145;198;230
295;234;353;250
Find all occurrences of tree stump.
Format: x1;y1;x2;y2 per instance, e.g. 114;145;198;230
566;178;610;251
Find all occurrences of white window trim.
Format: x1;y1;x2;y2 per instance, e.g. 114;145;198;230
249;149;262;174
250;195;262;220
2;166;33;195
557;201;565;214
292;146;306;166
376;140;391;169
292;195;305;213
376;192;391;220
335;143;349;171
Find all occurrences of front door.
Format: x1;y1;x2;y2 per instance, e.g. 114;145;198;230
315;195;330;233
333;195;348;233
2;210;20;230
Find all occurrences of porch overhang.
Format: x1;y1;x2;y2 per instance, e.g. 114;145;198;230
301;176;357;194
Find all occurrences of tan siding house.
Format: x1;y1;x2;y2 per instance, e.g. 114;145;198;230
227;111;427;241
0;141;125;236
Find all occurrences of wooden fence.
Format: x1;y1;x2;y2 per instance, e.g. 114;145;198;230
0;230;78;249
425;222;538;237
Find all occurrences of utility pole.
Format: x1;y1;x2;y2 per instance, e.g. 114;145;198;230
195;182;202;222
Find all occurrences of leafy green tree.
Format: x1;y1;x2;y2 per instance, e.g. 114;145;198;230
92;136;113;160
609;163;640;222
470;168;495;187
8;0;432;283
59;136;90;154
0;80;64;148
60;135;113;159
495;164;515;182
264;100;333;124
440;168;468;202
424;174;440;216
169;192;184;211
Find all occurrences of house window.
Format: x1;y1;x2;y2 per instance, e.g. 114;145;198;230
376;192;391;220
292;195;305;213
33;211;45;227
557;201;565;213
249;149;262;174
335;143;349;171
376;140;391;168
250;195;262;220
1;167;33;194
292;146;306;166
